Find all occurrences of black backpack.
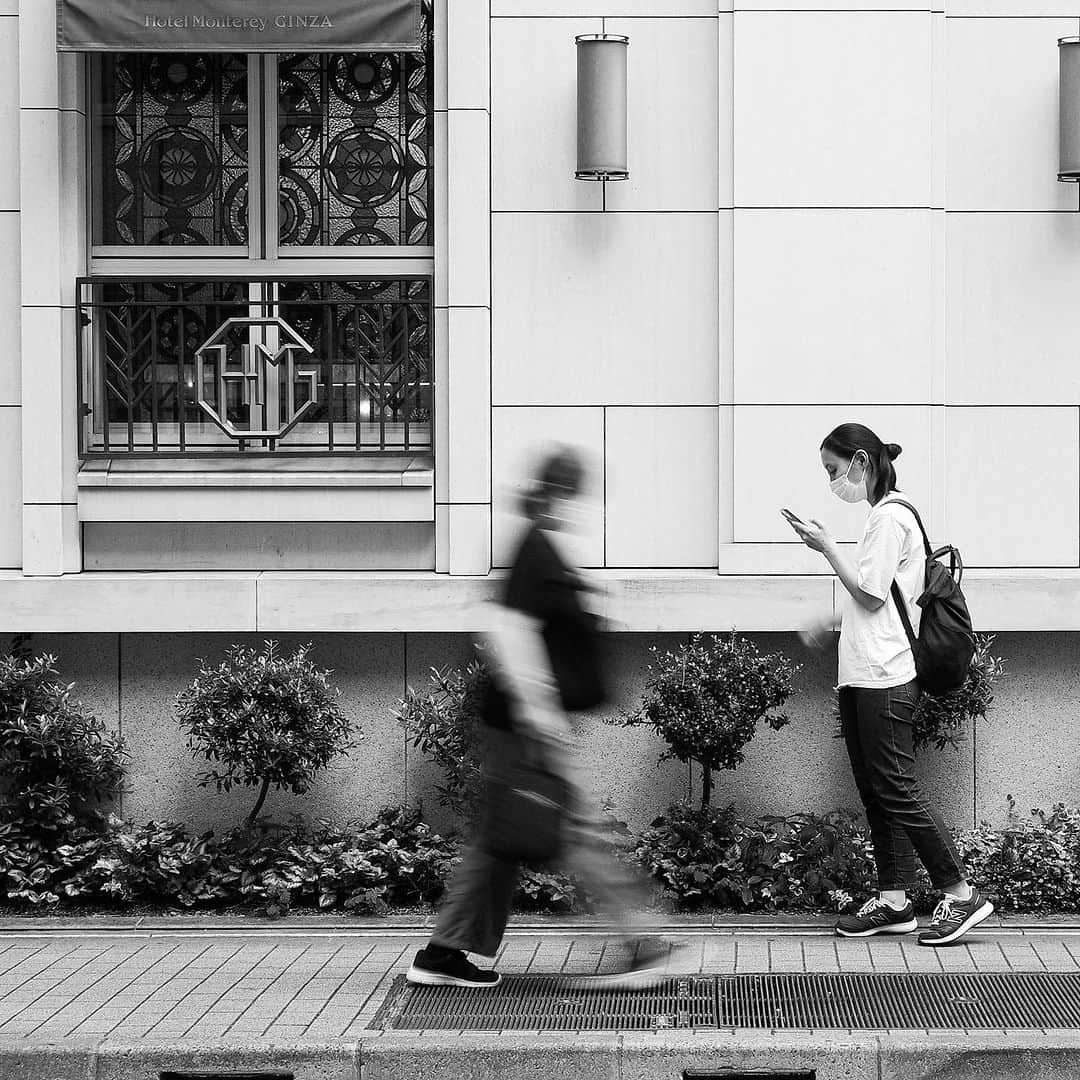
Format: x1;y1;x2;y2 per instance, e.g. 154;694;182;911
886;499;975;695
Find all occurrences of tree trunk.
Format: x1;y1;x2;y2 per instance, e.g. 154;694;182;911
700;763;712;809
245;777;271;830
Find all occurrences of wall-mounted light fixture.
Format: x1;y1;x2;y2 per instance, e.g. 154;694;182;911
575;34;629;181
1060;36;1080;182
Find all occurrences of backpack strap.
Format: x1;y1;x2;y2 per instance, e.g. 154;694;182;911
882;497;933;560
883;497;926;651
890;579;918;649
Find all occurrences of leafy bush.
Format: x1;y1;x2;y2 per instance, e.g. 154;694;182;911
178;642;357;828
954;800;1080;914
517;867;583;912
626;634;799;807
0;806;460;915
634;803;876;912
396;659;489;822
0;654;126;842
913;634;1004;751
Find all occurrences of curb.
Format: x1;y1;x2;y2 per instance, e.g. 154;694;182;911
5;1031;1080;1080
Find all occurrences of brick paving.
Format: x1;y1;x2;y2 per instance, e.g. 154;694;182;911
0;923;1076;1042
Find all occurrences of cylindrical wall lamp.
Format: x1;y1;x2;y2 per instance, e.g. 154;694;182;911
1060;37;1080;182
575;34;629;181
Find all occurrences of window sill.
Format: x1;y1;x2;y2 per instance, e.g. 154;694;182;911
76;456;435;522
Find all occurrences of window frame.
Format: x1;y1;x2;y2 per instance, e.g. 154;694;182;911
83;45;436;460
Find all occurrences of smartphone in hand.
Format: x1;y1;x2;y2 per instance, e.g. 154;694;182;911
781;508;805;526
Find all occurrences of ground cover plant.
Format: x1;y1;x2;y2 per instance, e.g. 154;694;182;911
3;798;1079;916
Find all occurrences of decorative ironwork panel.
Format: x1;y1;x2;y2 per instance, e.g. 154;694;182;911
278;279;432;450
96;54;249;246
277;1;433;247
77;278;433;456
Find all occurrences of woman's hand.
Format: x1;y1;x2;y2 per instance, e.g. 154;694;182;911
788;517;835;555
799;615;836;650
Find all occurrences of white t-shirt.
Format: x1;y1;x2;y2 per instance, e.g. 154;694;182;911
837;493;925;689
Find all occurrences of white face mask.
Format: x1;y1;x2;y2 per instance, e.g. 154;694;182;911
830;453;869;504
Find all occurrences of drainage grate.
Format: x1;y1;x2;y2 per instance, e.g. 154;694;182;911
371;974;718;1031
718;972;1080;1029
371;972;1080;1031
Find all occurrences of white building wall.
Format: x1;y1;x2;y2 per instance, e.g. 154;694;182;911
490;4;722;570
489;0;1080;584
2;0;1080;627
0;1;19;570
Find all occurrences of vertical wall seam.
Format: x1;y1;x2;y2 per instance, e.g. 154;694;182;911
116;632;123;819
403;631;410;805
488;0;494;574
602;406;608;567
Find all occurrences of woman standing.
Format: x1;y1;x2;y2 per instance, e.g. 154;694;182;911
406;446;676;988
788;423;992;946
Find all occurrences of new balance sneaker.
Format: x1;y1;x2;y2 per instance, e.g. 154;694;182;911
835;897;919;938
918;889;994;947
406;946;501;987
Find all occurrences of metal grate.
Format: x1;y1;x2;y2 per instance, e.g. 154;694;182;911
372;972;1080;1032
718;973;1080;1030
372;975;718;1031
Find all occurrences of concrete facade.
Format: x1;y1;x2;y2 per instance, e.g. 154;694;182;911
1;2;1079;829
17;630;1080;832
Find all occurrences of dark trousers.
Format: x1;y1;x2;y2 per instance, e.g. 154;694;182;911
839;681;964;893
431;726;651;957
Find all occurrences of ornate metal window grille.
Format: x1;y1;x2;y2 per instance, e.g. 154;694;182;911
91;1;432;251
278;22;433;246
95;53;249;247
77;278;432;456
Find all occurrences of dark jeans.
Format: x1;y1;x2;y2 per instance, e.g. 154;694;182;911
840;681;964;893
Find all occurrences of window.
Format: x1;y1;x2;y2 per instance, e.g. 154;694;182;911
79;2;433;457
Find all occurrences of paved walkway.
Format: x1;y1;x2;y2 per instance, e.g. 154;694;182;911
0;916;1079;1043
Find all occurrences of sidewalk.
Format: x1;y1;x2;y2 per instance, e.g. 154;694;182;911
1;915;1080;1079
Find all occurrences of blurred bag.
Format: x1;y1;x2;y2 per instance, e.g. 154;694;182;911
482;740;567;862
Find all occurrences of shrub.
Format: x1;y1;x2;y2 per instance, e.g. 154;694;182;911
634;803;876;912
626;634;799;807
396;659;489;823
0;806;460;915
912;634;1005;751
177;642;357;828
0;654;125;842
954;800;1080;914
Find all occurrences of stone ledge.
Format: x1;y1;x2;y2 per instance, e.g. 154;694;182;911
0;571;1077;633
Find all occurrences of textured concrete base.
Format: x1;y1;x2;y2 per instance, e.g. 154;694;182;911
362;1032;1080;1080
96;1041;358;1080
4;1033;1080;1080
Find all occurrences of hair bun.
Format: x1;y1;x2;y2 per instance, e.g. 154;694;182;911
885;442;902;461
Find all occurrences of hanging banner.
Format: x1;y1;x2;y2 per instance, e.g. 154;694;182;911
57;0;423;52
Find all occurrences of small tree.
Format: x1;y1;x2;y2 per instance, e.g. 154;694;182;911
627;633;799;809
0;654;125;840
396;659;489;823
178;642;356;829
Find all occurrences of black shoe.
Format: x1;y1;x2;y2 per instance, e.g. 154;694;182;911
406;946;501;988
918;888;994;947
836;897;918;938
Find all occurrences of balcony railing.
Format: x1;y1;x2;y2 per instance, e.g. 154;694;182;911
77;277;433;457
